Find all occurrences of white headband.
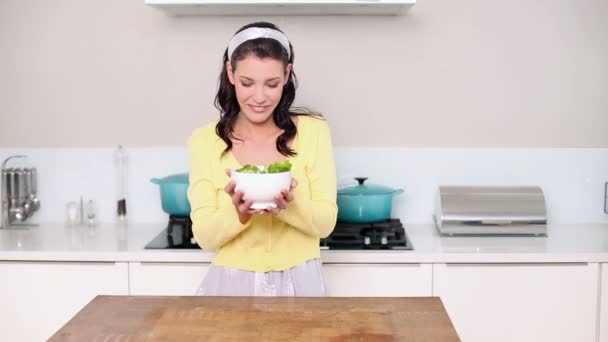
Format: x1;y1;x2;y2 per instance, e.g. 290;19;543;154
227;27;291;61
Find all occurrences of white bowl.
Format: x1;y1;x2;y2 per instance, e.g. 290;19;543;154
231;169;292;209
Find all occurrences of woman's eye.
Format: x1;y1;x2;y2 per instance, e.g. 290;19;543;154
241;83;253;87
267;84;279;88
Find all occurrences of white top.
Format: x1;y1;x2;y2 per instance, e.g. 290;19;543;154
1;222;608;263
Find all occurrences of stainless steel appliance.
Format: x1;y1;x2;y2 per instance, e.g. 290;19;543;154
145;216;413;250
1;155;40;229
434;185;547;236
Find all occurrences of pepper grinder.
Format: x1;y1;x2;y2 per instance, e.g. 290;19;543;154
114;145;128;223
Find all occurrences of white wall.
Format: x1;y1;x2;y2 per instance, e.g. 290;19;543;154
1;0;607;147
2;2;607;225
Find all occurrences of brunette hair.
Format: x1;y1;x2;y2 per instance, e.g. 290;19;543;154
214;21;320;157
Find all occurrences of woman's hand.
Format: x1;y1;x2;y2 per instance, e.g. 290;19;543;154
261;178;298;215
225;169;257;224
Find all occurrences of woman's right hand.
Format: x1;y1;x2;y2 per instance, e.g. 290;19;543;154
225;169;257;224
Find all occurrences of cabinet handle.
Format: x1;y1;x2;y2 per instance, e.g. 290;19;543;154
0;261;120;265
323;263;422;267
136;262;210;266
444;262;589;267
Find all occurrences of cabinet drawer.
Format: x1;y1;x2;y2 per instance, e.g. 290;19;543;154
129;262;210;295
0;261;128;342
322;263;432;297
433;263;599;342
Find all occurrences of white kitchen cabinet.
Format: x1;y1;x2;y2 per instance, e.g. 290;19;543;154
129;262;210;295
433;263;599;342
0;261;128;342
322;263;432;297
599;263;608;342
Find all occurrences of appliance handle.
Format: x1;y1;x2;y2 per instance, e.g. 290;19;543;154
460;219;516;225
604;182;608;214
480;219;513;225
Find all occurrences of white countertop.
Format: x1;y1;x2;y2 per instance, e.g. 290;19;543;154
1;222;608;263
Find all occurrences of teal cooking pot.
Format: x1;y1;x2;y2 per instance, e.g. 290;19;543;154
337;177;404;223
150;173;191;216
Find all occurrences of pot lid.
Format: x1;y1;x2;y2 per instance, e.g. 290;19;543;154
151;173;189;184
338;177;400;196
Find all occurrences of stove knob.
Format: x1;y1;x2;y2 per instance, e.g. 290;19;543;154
364;236;371;245
381;236;388;245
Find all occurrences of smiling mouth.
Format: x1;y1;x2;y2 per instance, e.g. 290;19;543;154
248;105;269;113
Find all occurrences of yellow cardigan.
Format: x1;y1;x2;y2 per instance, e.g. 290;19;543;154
187;115;338;272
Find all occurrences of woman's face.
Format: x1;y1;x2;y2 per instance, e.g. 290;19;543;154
227;55;292;124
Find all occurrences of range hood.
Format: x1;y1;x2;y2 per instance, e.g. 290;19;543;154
434;186;548;236
145;0;416;16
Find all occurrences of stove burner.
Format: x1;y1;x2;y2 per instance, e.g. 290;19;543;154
145;215;199;249
320;219;411;250
167;215;191;236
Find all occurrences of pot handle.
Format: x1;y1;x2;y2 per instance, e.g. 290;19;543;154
150;178;161;185
355;177;368;185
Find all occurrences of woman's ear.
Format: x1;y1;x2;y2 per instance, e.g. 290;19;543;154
226;61;235;85
284;63;293;85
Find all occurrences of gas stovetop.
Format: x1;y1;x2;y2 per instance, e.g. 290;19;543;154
144;216;412;251
321;219;412;250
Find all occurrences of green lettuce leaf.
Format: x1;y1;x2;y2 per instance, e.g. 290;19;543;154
236;160;292;174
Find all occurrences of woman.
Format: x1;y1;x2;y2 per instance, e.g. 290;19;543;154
187;22;338;297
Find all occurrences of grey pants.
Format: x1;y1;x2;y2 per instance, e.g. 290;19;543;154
196;258;326;297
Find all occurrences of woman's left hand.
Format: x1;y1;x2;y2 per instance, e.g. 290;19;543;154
261;178;298;215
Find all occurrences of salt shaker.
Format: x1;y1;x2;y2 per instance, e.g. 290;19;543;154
66;202;79;226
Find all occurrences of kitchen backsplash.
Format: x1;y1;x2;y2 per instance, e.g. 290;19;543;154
1;147;607;225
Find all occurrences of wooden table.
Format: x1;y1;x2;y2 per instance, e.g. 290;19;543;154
50;296;460;341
